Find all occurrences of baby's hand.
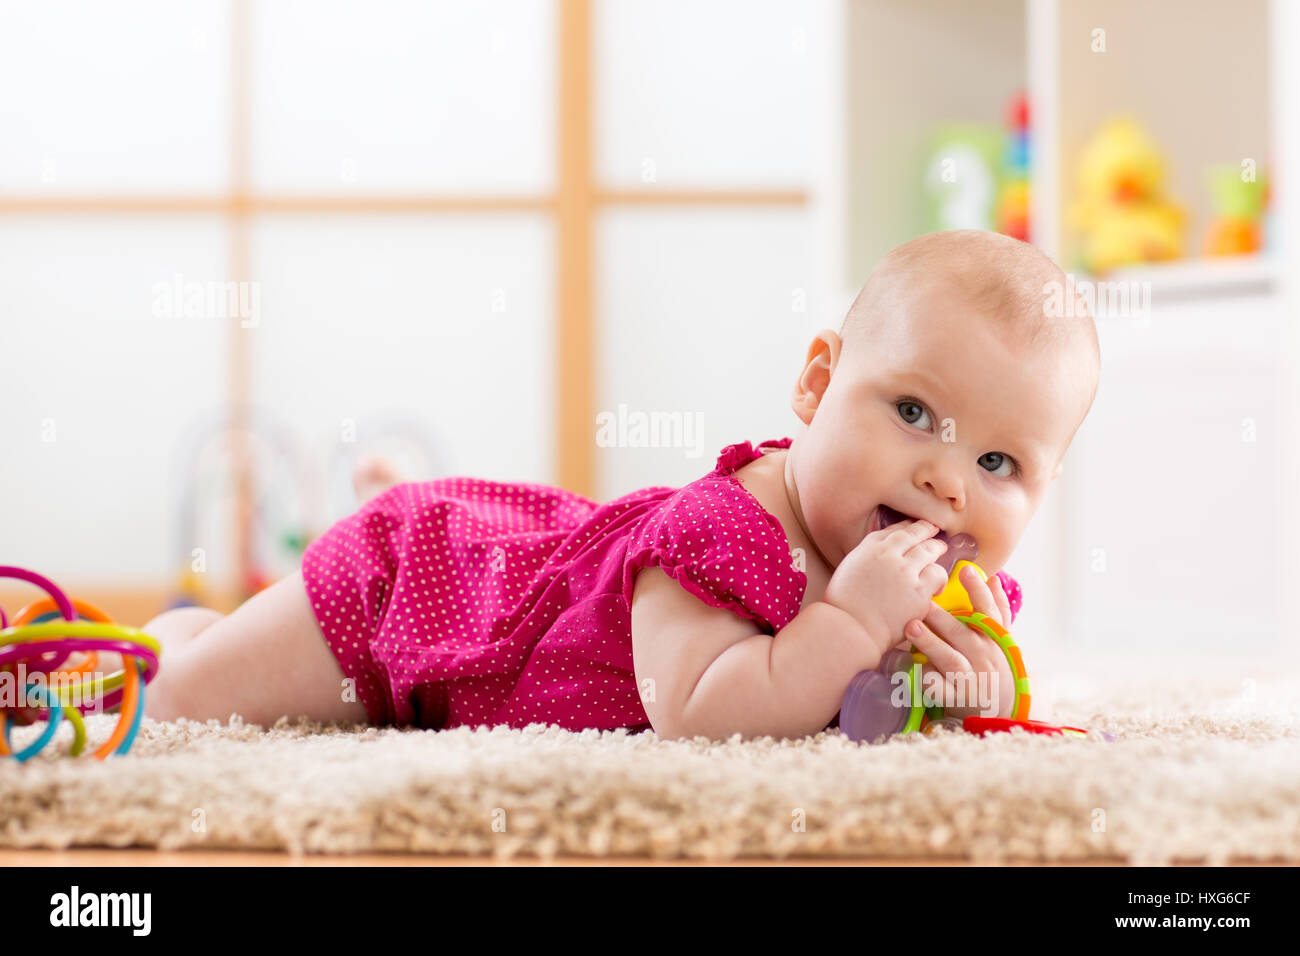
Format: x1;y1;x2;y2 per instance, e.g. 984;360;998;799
903;565;1017;719
822;518;950;666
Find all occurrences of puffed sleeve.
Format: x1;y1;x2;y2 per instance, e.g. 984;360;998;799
623;478;807;633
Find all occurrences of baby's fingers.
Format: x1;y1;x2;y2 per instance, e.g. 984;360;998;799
905;617;970;682
989;573;1013;627
960;565;1002;626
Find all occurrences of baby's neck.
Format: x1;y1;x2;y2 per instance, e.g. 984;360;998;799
732;447;833;606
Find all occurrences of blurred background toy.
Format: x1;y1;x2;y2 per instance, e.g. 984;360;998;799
1262;155;1276;253
920;90;1033;244
922;123;1004;233
167;408;443;611
1069;116;1186;273
167;407;321;609
997;91;1031;242
1204;162;1267;256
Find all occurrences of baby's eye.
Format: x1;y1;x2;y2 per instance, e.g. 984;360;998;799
898;398;1019;478
979;452;1016;478
896;399;931;430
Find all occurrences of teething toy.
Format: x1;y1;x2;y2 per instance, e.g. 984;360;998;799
0;565;160;760
838;557;1113;744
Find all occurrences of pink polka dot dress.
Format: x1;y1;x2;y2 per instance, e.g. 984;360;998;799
300;436;1023;734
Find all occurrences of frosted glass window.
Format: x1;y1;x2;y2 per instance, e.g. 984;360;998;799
0;0;230;193
595;207;819;499
595;0;814;189
251;215;554;532
0;218;229;580
251;0;555;193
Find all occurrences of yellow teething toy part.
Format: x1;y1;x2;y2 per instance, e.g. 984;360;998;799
932;559;985;614
908;560;988;664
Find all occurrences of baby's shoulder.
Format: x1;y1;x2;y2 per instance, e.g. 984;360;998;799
626;456;809;632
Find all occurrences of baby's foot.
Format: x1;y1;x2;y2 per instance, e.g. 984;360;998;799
353;454;405;504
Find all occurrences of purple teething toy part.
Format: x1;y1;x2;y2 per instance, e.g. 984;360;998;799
839;647;918;744
935;532;978;575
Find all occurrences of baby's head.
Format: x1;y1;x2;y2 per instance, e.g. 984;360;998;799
786;229;1100;578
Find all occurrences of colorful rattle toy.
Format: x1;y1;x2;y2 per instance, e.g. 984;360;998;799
838;543;1113;744
0;565;160;761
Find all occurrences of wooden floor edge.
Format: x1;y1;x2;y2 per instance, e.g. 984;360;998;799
0;848;1291;867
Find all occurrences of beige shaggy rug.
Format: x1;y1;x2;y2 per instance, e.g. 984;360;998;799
2;648;1298;864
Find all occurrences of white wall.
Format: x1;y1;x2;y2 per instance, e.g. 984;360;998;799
1061;292;1289;659
593;0;829;497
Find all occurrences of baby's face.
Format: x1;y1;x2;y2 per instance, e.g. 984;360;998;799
789;282;1092;579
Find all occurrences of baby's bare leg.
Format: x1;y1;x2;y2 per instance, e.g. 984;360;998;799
91;607;223;681
144;569;370;727
142;607;226;651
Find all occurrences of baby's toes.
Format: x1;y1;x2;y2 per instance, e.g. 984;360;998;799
352;455;403;504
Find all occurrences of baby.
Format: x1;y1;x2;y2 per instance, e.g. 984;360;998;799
137;229;1099;742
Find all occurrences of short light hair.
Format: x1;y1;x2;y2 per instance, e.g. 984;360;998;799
839;231;1099;393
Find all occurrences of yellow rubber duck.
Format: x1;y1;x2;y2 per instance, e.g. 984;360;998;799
1070;117;1185;273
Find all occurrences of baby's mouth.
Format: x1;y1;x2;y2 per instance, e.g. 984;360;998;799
874;504;978;574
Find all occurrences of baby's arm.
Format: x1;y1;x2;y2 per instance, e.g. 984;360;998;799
630;566;882;741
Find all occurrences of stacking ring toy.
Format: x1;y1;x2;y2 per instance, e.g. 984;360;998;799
0;565;161;760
